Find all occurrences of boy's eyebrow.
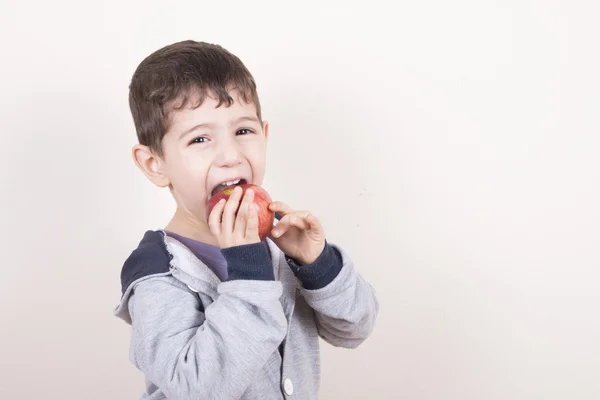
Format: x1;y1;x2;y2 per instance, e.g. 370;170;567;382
178;123;214;139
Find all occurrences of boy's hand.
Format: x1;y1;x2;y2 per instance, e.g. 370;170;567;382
268;201;326;265
208;186;261;248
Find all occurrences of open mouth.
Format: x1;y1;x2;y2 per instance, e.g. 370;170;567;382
210;178;248;197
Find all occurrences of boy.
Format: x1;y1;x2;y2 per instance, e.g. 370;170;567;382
114;40;378;400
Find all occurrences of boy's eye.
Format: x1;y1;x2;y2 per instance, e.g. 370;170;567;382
190;137;207;144
236;128;253;135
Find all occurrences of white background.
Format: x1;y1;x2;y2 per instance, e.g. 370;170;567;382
1;0;599;399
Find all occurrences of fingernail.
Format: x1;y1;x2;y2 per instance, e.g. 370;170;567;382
273;230;280;237
247;189;254;196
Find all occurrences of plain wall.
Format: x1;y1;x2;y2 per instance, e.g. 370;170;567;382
1;0;599;399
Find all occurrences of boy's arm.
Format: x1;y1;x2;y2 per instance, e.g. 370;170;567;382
128;242;287;400
287;242;379;348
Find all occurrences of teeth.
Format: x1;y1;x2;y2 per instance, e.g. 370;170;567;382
223;179;241;187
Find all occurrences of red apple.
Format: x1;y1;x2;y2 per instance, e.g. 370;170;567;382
207;183;275;241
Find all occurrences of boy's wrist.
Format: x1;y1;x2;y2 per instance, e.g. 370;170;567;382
286;241;343;290
221;241;274;281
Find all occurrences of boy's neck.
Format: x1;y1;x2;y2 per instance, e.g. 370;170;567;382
165;208;219;247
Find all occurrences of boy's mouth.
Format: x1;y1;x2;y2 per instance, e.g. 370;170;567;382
210;178;248;197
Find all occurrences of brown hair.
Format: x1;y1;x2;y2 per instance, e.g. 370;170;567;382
128;40;261;156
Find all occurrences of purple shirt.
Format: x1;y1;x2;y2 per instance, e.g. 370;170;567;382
165;231;229;281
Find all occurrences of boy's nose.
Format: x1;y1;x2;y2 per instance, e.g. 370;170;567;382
214;142;243;168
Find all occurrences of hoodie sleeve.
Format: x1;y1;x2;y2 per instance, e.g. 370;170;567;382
286;243;379;349
126;243;287;400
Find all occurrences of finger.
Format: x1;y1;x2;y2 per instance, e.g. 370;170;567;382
246;203;260;240
289;213;311;230
222;186;244;234
233;187;254;237
268;201;295;217
208;198;226;236
304;212;324;235
271;212;307;238
272;211;322;238
271;214;291;238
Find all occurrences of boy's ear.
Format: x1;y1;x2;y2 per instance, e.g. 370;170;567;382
132;144;170;188
262;120;269;141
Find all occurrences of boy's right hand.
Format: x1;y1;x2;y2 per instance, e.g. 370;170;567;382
208;185;261;248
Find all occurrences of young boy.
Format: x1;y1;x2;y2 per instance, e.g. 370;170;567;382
114;40;378;400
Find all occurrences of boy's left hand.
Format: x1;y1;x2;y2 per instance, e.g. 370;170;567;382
268;201;326;265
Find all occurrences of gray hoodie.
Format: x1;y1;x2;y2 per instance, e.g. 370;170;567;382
114;230;378;400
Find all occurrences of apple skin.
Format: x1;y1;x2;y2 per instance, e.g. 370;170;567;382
207;183;275;242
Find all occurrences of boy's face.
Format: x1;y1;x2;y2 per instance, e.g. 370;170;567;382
134;89;268;224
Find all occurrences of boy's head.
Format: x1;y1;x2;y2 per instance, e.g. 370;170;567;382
129;40;269;226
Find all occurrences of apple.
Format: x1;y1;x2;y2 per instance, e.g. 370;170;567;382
207;183;275;241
